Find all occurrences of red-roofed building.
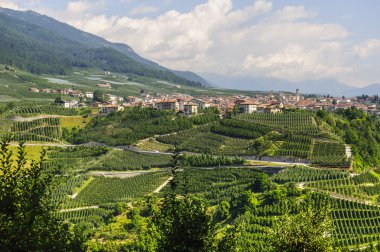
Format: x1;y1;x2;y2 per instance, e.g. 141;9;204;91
238;101;259;113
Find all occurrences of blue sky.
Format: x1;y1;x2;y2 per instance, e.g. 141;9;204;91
14;0;378;41
1;0;380;87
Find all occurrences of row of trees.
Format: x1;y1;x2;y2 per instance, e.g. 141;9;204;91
317;108;380;170
0;142;84;251
65;107;219;145
146;153;334;252
1;143;335;251
181;153;245;167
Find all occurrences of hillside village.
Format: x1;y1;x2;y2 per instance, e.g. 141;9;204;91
30;84;378;115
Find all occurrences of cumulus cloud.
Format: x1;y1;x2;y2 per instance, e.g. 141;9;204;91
353;39;380;58
0;0;20;10
22;0;380;86
243;43;352;81
267;5;317;23
67;1;94;13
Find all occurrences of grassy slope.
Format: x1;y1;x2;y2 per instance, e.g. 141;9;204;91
0;65;279;105
60;116;91;129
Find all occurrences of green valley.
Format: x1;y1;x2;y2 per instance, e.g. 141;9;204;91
1;4;380;252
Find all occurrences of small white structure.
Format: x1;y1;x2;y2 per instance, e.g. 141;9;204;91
238;101;258;113
100;105;124;114
85;92;94;99
30;88;40;93
63;100;78;108
184;103;198;115
296;88;300;102
96;83;112;89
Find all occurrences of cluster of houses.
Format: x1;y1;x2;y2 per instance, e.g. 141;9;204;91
234;92;377;114
98;97;202;115
115;89;378;115
30;87;94;99
30;86;379;115
30;82;115;98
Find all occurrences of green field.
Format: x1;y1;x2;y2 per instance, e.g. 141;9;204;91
2;109;379;250
74;172;169;205
0;66;276;105
88;149;172;171
60;116;91;129
154;112;350;167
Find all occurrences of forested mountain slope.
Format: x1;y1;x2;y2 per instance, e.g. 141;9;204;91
0;8;207;87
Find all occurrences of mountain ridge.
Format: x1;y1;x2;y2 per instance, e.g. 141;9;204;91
0;7;209;87
199;72;380;96
342;83;380;97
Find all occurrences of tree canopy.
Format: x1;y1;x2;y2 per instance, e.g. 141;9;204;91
0;141;84;251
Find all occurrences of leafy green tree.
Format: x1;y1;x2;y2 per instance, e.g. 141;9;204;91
6;101;14;110
235;190;259;214
216;200;231;220
0;141;84;251
130;208;143;230
264;187;287;205
154;195;215;252
217;225;239;252
154;150;215;252
250;173;271;192
270;204;333;252
284;182;302;197
93;90;107;103
54;96;63;104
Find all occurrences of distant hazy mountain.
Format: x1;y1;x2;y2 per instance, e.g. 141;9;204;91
199;73;365;96
0;7;208;87
341;83;380;97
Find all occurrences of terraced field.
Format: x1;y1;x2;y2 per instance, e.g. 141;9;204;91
155;112;350;167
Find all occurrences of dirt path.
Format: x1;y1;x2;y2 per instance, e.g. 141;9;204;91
59;205;99;213
70;176;95;199
298;182;305;189
154;177;173;193
86;171;150;179
7;140;311;168
9;115;65;122
299;183;377;207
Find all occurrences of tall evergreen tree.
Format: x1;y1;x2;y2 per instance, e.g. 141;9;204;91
154;149;215;252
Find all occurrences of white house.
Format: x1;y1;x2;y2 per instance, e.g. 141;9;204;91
184;103;198;115
85;92;94;99
238;101;258;113
100;105;124;114
63;100;78;108
156;100;179;111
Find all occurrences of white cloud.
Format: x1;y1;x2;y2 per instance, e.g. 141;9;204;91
65;0;105;15
129;5;159;16
0;0;20;10
67;1;93;13
242;43;352;81
268;5;317;23
353;39;380;58
27;0;380;86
